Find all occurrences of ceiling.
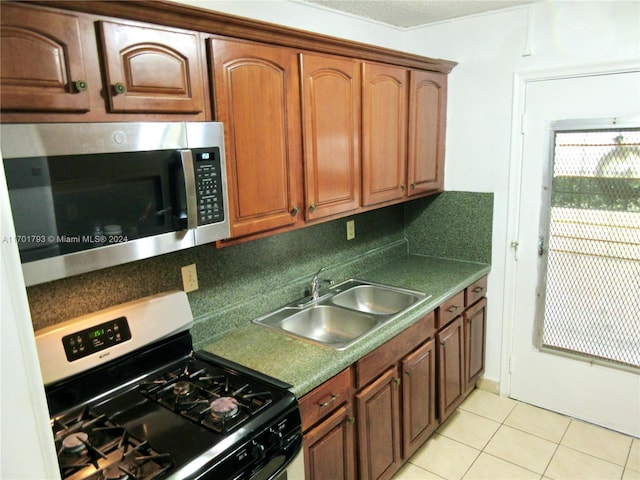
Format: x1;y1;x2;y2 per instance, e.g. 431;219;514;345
302;0;538;28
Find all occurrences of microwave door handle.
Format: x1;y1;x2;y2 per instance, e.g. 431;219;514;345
179;150;198;230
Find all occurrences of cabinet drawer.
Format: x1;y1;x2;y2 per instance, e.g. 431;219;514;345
299;367;352;431
466;276;488;307
356;312;435;389
436;291;464;329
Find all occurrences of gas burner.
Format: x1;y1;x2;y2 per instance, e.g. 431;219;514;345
61;432;88;454
173;381;196;397
102;464;129;480
210;397;239;420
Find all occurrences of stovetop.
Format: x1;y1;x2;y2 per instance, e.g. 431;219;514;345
37;291;301;480
48;348;300;480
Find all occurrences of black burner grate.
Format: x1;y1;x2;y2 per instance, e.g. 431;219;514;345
53;408;172;480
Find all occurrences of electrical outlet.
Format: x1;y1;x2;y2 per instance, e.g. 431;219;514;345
346;220;355;240
181;264;199;292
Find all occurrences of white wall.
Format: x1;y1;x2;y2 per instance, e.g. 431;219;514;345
1;157;60;478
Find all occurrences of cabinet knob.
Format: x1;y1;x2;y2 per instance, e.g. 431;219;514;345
113;82;127;95
74;80;88;92
347;417;356;425
405;370;412;377
401;184;406;191
394;377;401;387
309;203;317;212
290;206;300;216
411;183;417;190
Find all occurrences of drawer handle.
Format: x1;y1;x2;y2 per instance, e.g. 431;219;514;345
446;305;459;313
319;394;339;409
473;286;484;294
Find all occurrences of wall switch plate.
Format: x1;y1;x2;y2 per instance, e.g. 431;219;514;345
346;220;355;240
181;264;199;292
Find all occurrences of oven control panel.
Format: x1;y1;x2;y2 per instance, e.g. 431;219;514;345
193;147;225;226
62;317;132;362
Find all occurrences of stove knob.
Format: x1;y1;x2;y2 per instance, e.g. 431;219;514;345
269;428;283;447
251;441;266;461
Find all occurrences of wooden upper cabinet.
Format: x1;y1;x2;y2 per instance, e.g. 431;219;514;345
98;21;204;113
210;38;303;238
300;54;361;221
0;3;90;113
408;70;447;196
361;63;408;207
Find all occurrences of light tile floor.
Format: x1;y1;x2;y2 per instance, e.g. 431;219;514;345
393;389;640;480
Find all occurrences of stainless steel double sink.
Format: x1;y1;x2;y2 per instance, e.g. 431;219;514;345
252;279;430;350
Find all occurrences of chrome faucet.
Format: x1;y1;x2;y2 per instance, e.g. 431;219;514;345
310;267;331;300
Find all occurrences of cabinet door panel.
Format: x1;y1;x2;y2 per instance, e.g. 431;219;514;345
304;404;356;480
99;21;204;113
408;70;447;196
356;366;401;480
402;339;437;458
0;4;89;112
211;39;303;237
437;316;464;422
465;298;487;392
362;63;408;206
301;54;360;220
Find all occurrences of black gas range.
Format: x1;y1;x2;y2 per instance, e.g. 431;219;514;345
35;291;302;480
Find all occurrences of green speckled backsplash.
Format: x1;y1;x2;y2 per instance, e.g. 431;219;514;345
26;191;493;348
405;192;493;264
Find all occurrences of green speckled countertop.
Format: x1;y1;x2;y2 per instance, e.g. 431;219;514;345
203;254;490;398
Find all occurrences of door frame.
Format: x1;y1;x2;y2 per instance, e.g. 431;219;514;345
500;61;640;396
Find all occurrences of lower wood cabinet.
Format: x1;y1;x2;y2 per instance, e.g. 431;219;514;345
356;366;402;480
465;297;487;394
298;277;487;479
437;275;488;422
402;338;437;458
437;316;465;422
303;403;356;480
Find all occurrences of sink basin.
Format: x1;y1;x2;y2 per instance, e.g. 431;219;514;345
252;279;430;350
331;284;423;315
280;306;376;346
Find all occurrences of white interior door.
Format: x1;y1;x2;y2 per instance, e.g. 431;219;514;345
509;71;640;436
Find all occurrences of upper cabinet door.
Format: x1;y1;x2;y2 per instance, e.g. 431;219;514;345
408;70;447;196
362;63;408;207
300;54;361;221
0;3;90;113
210;38;303;238
98;21;204;113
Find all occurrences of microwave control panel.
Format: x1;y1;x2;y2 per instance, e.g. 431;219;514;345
62;316;132;362
193;147;225;225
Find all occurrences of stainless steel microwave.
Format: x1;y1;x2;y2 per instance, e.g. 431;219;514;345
1;122;230;286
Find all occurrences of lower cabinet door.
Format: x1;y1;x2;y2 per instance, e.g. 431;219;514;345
402;339;437;458
304;404;356;480
437;316;465;422
356;366;401;480
465;297;487;393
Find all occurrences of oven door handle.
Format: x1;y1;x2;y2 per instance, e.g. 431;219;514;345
179;149;198;231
